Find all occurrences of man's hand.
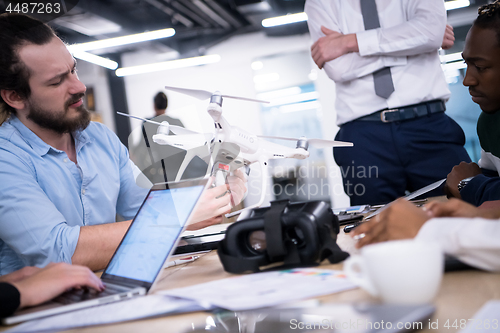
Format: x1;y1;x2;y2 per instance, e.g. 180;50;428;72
311;26;358;69
441;24;455;50
226;168;247;206
444;162;482;199
11;263;104;309
478;200;500;212
426;198;500;219
189;182;232;227
425;198;480;218
351;199;430;248
186;215;224;231
188;170;247;230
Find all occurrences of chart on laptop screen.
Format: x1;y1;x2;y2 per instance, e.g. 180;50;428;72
105;185;204;283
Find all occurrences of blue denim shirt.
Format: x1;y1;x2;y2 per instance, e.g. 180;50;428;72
0;116;149;275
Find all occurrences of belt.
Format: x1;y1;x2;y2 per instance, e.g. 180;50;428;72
357;100;446;123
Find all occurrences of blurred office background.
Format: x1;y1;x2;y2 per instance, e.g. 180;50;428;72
4;0;488;208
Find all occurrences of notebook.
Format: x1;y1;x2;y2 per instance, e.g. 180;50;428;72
3;178;208;325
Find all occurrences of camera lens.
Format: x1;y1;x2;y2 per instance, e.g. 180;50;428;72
248;230;267;252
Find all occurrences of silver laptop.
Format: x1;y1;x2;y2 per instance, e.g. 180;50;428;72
3;178;208;325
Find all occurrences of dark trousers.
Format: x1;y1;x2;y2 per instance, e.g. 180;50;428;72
334;112;471;205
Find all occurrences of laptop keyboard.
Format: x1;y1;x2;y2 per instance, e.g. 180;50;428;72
53;284;129;305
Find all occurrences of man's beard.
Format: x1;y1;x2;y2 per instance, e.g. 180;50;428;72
26;93;91;134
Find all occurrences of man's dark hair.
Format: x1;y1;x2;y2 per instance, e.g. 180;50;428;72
0;14;56;123
474;0;500;46
154;92;168;111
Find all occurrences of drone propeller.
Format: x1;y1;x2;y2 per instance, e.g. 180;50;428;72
164;85;269;104
258;135;353;148
116;112;198;135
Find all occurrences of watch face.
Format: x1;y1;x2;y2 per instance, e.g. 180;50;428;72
458;177;475;191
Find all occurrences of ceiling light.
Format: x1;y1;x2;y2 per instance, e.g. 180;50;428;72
445;0;470;11
262;12;308;28
67;28;176;52
71;51;118;70
115;55;221;77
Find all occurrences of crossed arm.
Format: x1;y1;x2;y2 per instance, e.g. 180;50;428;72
310;24;454;71
305;0;452;81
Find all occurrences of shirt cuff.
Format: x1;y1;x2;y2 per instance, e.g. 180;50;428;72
356;29;380;56
415;218;463;254
459;174;488;206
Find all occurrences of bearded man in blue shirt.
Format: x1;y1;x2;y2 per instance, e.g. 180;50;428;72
0;14;246;275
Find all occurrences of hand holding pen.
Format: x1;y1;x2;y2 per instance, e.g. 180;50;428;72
350;199;430;248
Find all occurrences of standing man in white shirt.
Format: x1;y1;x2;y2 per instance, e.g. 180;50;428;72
350;1;500;272
305;0;471;205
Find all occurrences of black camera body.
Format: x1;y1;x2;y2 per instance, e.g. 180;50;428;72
218;200;349;274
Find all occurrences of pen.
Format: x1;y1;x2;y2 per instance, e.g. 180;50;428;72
343;222;360;233
166;255;200;268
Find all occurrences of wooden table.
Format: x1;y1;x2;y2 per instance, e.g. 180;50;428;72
34;228;498;333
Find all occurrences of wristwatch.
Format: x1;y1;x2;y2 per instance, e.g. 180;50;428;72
457;176;475;192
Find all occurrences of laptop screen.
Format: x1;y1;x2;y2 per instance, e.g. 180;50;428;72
102;179;206;286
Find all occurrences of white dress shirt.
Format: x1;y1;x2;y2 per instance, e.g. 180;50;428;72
305;0;451;125
416;217;500;272
479;150;500;173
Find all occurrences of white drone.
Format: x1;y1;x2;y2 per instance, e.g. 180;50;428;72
120;86;353;217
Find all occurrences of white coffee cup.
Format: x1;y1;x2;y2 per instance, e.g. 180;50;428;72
344;240;443;304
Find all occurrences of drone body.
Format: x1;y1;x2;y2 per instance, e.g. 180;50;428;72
119;86;353;216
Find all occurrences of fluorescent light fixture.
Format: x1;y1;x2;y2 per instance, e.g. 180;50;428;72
253;73;280;84
71;51;118;70
115;54;221;77
445;0;470;11
68;28;176;52
257;87;301;100
262;12;308;28
440;52;463;63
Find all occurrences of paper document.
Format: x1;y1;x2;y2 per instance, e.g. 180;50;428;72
161;268;357;311
365;178;446;220
6;295;207;333
460;300;500;333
